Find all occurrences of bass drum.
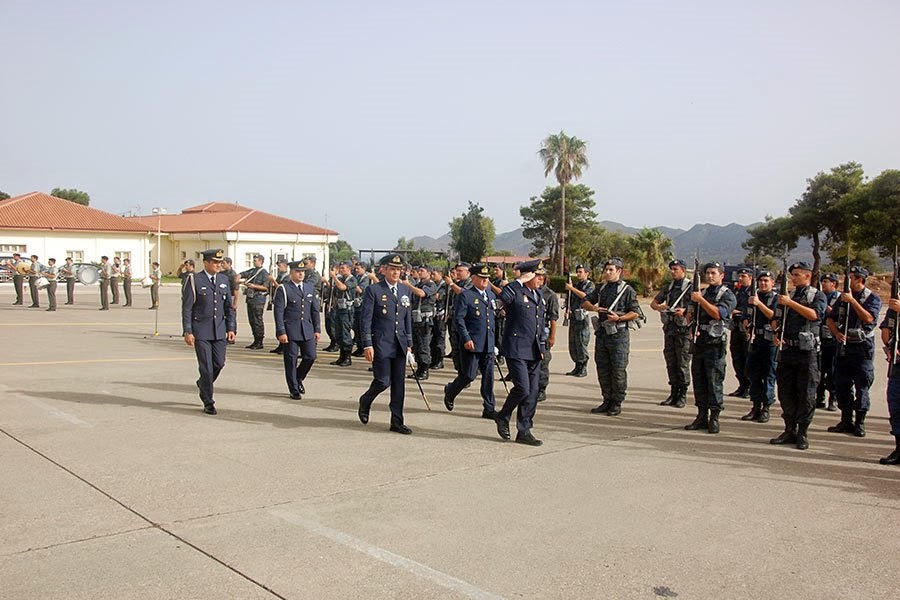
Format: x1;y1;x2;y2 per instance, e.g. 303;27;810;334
35;276;50;290
141;276;153;288
76;265;100;285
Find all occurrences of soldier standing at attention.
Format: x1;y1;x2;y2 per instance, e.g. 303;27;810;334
583;258;641;417
110;256;121;305
182;249;236;415
221;257;240;340
9;253;26;305
430;265;448;370
239;254;269;349
408;265;436;380
878;295;900;465
357;253;414;434
42;258;58;311
683;262;737;434
817;273;841;411
98;255;113;311
536;271;560;403
61;257;76;305
268;259;291;354
651;259;693;407
825;266;881;438
769;262;826;450
351;262;371;356
121;258;133;307
328;261;357;366
27;255;43;308
742;270;778;423
443;263;498;417
564;264;595;378
727;267;753;398
148;261;161;309
274;261;320;399
489;263;508;354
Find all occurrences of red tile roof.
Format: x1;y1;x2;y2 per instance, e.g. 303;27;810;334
129;202;337;236
0;192;154;233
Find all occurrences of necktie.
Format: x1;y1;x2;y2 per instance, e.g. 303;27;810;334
391;286;397;298
482;291;488;304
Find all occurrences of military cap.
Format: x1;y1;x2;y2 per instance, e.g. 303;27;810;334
303;255;317;263
380;253;404;268
418;264;433;272
668;259;686;269
703;261;724;273
288;261;304;271
201;249;225;262
575;263;589;270
276;258;288;265
849;265;869;278
820;272;839;283
355;261;368;269
517;259;545;274
757;270;774;279
339;260;353;267
737;266;753;275
605;257;624;269
789;261;812;273
470;263;491;278
455;262;472;270
184;258;195;266
101;255;109;260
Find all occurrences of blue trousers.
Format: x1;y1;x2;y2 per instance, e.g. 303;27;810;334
834;347;875;412
775;349;819;427
445;349;496;411
195;339;227;406
497;356;540;435
359;341;407;422
595;328;630;405
887;370;900;437
283;337;317;395
691;343;726;411
747;341;777;407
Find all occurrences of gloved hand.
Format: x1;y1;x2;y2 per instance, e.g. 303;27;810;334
494;347;500;357
406;351;417;368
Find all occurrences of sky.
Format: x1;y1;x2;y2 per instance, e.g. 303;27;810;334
2;0;899;250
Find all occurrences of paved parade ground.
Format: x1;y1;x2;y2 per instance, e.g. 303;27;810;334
1;285;897;600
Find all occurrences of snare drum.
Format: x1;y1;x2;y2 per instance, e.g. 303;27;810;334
35;276;50;290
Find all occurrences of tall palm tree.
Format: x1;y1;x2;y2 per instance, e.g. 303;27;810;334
539;131;589;273
627;228;674;295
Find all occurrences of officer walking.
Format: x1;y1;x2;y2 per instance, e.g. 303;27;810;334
182;249;236;415
536;271;560;403
122;258;133;307
817;273;841;411
564;264;595;378
728;267;753;398
650;259;693;407
42;258;59;311
683;262;737;434
825;265;881;438
769;262;826;450
445;262;473;373
742;269;778;422
274;261;321;399
328;261;357;366
583;258;642;417
239;254;269;349
61;257;76;305
408;265;437;380
443;263;498;418
493;259;547;446
98;255;113;310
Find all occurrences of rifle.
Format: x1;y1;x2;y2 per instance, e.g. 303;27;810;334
563;272;573;327
889;246;899;377
688;253;701;353
837;255;851;357
443;258;453;324
745;263;758;349
774;256;790;361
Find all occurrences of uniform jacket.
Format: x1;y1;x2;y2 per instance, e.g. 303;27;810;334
182;271;237;340
455;287;497;353
274;280;321;341
360;280;413;358
499;280;545;360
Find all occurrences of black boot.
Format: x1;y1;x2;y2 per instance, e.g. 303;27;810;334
565;364;580;376
430;359;444;370
770;422;797;445
880;438;900;465
827;410;854;434
607;402;621;416
708;410;720;434
673;385;687;408
755;406;770;423
590;400;612;414
685;407;708;430
417;367;429;380
853;411;867;438
741;403;760;421
825;393;837;412
796;422;810;450
574;362;588;377
660;386;676;406
815;393;826;409
323;342;338;352
390;416;412;435
333;350;352;367
351;347;365;357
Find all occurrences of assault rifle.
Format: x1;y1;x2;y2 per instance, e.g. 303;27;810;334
745;264;758;349
563;271;573;327
837;255;851;357
688;253;701;353
774;256;789;361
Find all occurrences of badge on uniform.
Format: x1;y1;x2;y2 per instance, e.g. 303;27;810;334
523;295;529;303
200;286;207;291
400;295;410;307
474;298;480;304
381;295;388;301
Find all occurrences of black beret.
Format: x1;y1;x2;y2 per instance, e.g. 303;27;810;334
820;272;839;283
757;270;774;279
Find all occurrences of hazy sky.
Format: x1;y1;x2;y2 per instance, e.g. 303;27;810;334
3;0;899;249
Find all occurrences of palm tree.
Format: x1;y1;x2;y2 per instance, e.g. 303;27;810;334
627;228;674;295
538;131;589;273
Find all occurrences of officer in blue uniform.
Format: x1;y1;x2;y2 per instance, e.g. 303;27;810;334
274;261;321;399
728;267;753;398
742;270;778;423
429;265;449;369
358;253;414;434
825;265;882;438
817;273;841;411
182;249;236;415
879;295;900;465
494;259;547;446
443;263;498;418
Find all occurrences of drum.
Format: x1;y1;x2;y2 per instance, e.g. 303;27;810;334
141;276;153;288
76;265;100;285
35;276;50;290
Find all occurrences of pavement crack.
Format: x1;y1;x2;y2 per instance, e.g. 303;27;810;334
1;526;155;558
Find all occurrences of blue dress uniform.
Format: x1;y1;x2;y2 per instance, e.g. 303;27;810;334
878;303;900;464
358;254;414;432
182;249;236;414
274;263;321;399
825;266;882;437
494;260;547;446
443;264;497;417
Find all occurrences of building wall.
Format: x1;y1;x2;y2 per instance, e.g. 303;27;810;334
0;230;152;277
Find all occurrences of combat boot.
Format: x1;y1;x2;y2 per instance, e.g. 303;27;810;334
815;393;826;409
565;364;580;376
880;438;900;465
574;362;588;377
755;406;770;423
741;403;760;421
827;410;854;434
707;409;720;434
825;393;837;412
852;411;867;438
351;346;365;357
673;385;687;408
416;367;429;380
430;359;444;370
770;422;797;445
323;342;338;353
684;408;708;430
590;400;612;414
796;423;810;450
607;403;621;416
659;386;676;406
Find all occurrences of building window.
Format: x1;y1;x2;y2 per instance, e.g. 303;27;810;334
1;244;27;253
66;250;84;262
245;253;256;268
115;251;131;262
275;252;288;263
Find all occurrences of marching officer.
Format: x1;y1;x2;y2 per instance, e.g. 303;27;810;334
564;264;595;378
61;257;77;305
273;261;321;399
728;267;753;398
182;249;236;415
536;270;560;403
443;263;498;418
98;255;113;310
239;254;269;349
742;269;778;422
817;273;841;411
357;253;414;434
408;265;437;379
651;259;693;407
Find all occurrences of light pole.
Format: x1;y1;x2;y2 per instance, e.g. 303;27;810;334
151;207;167;336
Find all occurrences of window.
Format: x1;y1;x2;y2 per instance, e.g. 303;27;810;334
245;253;256;268
1;244;27;253
115;251;131;262
66;250;84;262
275;252;288;263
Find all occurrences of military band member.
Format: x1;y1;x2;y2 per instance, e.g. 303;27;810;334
110;256;121;305
357;253;414;434
121;258;133;307
61;257;76;305
494;259;547;446
148;261;161;309
99;255;113;310
583;258;642;417
240;254;269;349
328;261;357;366
564;264;595;378
182;249;236;415
728;267;753;398
651;259;693;407
42;258;58;311
27;255;42;308
536;271;560;403
352;262;371;356
446;262;473;373
742;270;778;422
430;265;448;369
684;262;737;434
817;273;841;411
879;296;900;465
443;263;498;417
770;262;826;450
825;266;881;438
9;252;26;305
274;262;321;399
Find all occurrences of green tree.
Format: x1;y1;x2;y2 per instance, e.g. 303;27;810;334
328;240;355;263
840;169;900;255
520;183;597;270
626;228;674;295
742;216;799;265
449;202;495;263
566;222;630;274
538;131;589;274
0;191;10;201
395;237;436;267
50;187;91;206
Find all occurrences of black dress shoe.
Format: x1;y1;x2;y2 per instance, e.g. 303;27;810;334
495;416;511;440
741;407;759;421
443;385;454;411
245;342;257;349
390;421;412;434
269;346;283;354
203;404;217;415
481;408;496;419
358;401;370;424
606;404;621;416
298;381;306;395
515;432;543;446
290;392;302;400
879;450;900;465
727;388;744;397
